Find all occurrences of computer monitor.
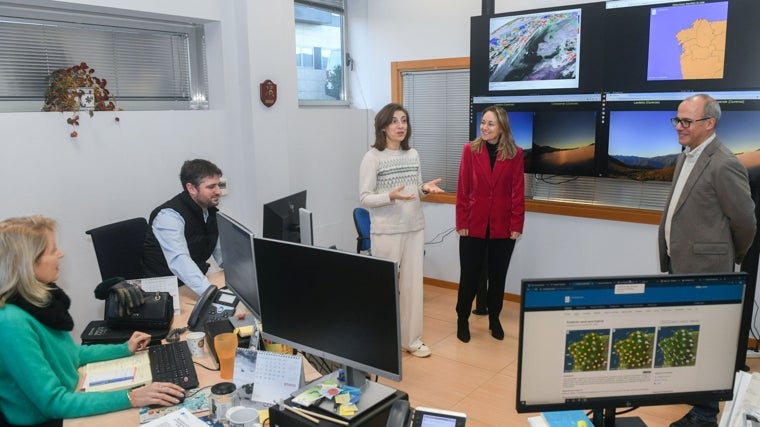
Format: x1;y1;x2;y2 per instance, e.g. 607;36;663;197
253;237;401;416
262;190;307;243
298;208;313;246
216;212;261;319
517;272;749;427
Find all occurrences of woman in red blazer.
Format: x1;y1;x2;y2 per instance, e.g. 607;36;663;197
455;106;524;342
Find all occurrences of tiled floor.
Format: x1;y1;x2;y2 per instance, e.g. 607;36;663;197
374;284;760;427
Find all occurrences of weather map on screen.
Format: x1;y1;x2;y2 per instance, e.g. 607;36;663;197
647;1;728;81
488;8;581;91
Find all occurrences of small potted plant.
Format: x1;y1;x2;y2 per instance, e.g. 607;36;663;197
42;62;119;138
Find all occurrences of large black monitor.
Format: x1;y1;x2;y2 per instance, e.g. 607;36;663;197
604;0;760;94
262;190;307;243
517;272;749;427
472;95;603;177
216;212;261;319
253;237;401;416
602;91;760;181
469;2;605;98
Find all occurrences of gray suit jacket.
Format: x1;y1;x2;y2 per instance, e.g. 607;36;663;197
658;137;756;273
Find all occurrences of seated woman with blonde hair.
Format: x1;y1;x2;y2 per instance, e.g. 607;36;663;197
0;215;184;427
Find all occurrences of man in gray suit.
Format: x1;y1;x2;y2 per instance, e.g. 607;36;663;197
660;94;756;427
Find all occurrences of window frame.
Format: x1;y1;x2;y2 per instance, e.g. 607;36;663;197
295;0;349;107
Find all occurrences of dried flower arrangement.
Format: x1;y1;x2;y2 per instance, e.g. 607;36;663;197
42;62;119;138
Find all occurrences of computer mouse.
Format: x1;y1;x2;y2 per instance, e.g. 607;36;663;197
148;390;185;409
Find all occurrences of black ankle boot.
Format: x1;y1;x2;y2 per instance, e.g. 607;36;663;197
457;318;470;343
489;318;504;340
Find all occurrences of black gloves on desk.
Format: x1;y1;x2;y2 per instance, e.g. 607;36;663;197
94;277;145;316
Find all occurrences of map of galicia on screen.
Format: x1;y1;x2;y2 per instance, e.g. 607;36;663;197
647;1;728;81
488;8;581;91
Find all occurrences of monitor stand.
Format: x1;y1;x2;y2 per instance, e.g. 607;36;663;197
592;409;647;427
311;368;397;420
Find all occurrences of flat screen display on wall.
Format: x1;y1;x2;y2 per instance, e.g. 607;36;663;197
470;0;760;180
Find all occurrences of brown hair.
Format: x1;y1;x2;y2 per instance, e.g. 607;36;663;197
373;103;412;151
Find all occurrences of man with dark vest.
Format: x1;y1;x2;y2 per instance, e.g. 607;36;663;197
141;159;223;296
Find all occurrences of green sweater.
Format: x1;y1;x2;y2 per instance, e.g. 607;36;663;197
0;304;133;425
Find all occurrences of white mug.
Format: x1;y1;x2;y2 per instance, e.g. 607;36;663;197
186;331;206;357
226;406;260;427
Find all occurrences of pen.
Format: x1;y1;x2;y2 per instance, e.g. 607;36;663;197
89;376;134;387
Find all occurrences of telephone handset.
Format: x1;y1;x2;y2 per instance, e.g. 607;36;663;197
187;286;239;332
386;400;411;427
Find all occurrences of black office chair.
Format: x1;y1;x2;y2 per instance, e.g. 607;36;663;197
85;217;148;280
353;207;371;254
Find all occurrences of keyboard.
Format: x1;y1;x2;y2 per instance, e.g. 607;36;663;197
148;341;199;389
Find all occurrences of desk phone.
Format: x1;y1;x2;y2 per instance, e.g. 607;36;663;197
187;286;239;332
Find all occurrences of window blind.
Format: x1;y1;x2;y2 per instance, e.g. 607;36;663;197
403;69;470;192
0;4;206;112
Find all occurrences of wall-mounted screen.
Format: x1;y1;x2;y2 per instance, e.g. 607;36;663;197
532;110;597;177
715;111;760;178
603;91;760;181
470;2;605;98
606;110;678;181
471;0;760;184
604;0;760;93
488;8;581;92
472;108;533;173
472;94;602;177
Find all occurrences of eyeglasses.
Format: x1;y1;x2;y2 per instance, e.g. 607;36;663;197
670;117;712;128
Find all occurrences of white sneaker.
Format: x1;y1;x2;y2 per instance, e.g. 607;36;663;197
409;344;432;358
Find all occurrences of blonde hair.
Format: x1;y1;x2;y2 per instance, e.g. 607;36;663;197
0;215;56;307
471;105;517;160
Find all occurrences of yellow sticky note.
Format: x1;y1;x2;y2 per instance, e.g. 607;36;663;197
258;408;269;423
335;393;350;404
339;404;358;416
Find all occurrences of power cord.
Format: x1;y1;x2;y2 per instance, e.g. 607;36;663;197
165;326;188;343
533;174;581;184
192;360;219;372
425;227;457;245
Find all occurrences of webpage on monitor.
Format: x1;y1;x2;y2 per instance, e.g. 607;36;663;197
519;274;745;407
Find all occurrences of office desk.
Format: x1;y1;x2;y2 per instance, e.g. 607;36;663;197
64;272;226;427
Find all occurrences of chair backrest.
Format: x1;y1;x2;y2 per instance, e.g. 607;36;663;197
85;217;148;280
352;207;371;254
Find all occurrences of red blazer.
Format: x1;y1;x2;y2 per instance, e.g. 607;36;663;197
456;142;525;239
